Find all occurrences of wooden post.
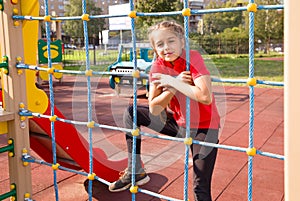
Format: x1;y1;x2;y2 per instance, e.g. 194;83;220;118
0;0;32;200
284;0;300;200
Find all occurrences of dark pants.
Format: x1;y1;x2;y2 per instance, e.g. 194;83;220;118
124;105;219;201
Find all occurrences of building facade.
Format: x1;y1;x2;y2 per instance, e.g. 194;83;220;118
38;0;247;38
39;0;129;17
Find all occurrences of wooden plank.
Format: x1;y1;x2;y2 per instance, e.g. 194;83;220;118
0;111;14;122
1;0;35;199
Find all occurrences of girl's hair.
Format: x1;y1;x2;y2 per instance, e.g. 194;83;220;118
148;21;185;49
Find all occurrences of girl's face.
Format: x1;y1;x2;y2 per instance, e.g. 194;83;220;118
151;29;184;63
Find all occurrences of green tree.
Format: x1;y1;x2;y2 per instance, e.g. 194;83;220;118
202;1;243;35
249;0;284;54
221;26;248;54
135;0;183;41
63;0;105;45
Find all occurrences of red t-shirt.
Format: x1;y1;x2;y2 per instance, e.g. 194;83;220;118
149;50;220;129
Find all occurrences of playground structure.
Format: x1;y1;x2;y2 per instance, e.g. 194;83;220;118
0;0;298;201
36;38;64;84
108;43;153;95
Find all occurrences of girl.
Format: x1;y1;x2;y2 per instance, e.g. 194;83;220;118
109;21;220;201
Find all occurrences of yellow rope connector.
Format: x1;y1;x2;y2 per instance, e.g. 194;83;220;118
49;115;57;122
24;193;31;199
13;8;19;15
44;15;52;22
52;163;60;170
184;137;193;145
130;185;138;194
87;173;96;180
247;3;258;12
22;148;28;154
246;147;257;156
10;196;16;201
85;69;93;77
20;116;26;121
81;14;90;21
128;11;137;18
13;21;20;27
132;70;140;78
47;67;55;74
247;77;257;86
182;8;191;17
17;69;23;75
19;102;25;109
23;161;29;166
131;128;140;137
16;56;22;62
87;121;95;128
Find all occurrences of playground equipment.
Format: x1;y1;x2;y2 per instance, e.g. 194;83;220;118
108;43;153;95
36;39;63;84
1;0;295;201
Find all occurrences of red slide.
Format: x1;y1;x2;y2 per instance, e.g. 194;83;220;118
29;101;128;182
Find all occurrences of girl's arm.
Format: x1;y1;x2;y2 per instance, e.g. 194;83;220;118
148;82;175;116
152;72;212;105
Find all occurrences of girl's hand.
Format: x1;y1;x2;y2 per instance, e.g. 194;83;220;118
152;73;177;94
152;73;174;88
152;71;193;87
177;71;193;85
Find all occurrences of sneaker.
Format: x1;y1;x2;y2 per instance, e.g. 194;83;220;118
109;168;150;192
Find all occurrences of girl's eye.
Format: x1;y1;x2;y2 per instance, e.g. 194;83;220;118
156;43;163;48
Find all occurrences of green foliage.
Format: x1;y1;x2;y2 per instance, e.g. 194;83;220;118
135;0;183;40
190;26;249;55
202;1;243;35
63;0;105;39
251;0;284;53
192;0;283;55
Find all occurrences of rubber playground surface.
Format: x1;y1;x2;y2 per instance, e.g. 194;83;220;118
0;75;284;201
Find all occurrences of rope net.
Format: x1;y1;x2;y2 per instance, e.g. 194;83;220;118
8;0;284;201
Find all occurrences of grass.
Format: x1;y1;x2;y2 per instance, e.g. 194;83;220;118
63;63;109;72
207;55;283;81
62;50;284;86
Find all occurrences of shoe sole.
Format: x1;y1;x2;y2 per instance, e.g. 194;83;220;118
109;175;150;192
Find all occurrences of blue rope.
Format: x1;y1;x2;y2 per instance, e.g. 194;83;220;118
80;1;94;201
182;1;191;201
16;64;284;87
129;1;138;200
247;0;256;200
19;109;285;161
42;0;59;200
12;5;284;21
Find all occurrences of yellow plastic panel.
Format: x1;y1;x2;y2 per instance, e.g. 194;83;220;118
21;0;48;114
